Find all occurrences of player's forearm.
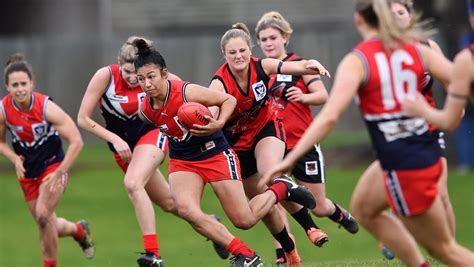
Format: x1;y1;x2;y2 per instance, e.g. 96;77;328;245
56;137;83;173
423;99;465;131
216;96;236;126
0;143;21;165
78;115;121;144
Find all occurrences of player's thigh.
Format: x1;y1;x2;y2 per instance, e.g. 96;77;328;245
126;144;165;185
168;171;205;216
145;170;173;209
351;160;388;216
36;182;63;217
255;136;286;177
437;157;449;197
211;179;253;222
398;196;452;253
242;173;268;199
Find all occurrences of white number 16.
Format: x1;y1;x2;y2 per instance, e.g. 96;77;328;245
374;50;418;109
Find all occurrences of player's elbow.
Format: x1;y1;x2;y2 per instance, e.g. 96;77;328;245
443;120;461;132
226;95;237;110
69;133;84;151
323;113;339;129
76;114;87;129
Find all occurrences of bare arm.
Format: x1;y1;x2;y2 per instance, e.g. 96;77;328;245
427;39;444;56
206;79;227;118
285;74;328;105
263;53;364;180
185;82;237;136
420;44;452;89
46;101;83;174
77;67;132;162
404;49;470;131
0;111;25;178
261;58;331;78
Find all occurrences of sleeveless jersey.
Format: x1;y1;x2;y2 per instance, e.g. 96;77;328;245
100;64;156;152
267;53;313;149
1;92;64;178
354;38;440;170
212;56;273;151
417;40;438;132
139;80;229;161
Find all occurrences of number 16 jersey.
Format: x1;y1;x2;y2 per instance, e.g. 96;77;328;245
354;38;440;170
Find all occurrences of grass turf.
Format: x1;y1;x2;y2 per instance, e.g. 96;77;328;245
0;143;473;266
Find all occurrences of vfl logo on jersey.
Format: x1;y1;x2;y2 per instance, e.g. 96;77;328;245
276;74;292;82
32;123;46;138
251;80;267;102
305;161;319;175
138;93;146;103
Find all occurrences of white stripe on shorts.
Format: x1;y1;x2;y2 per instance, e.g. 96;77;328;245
386;170;410;216
314;144;325;183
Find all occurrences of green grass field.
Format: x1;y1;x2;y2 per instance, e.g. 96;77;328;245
0;143;473;266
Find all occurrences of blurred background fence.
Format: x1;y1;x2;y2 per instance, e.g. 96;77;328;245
0;0;471;165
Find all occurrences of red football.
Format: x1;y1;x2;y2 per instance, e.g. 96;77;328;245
177;102;212;130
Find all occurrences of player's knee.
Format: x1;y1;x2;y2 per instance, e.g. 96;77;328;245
230;217;256;230
350;200;372;226
159;198;176;213
123;177;140;196
176;203;199;223
426;240;456;261
37;215;50;229
310;200;331;217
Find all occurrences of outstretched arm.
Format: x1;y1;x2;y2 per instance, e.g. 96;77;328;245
261;58;331;78
263;53;363;180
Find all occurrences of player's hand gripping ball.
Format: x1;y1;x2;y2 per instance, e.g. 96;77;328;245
177;102;212;130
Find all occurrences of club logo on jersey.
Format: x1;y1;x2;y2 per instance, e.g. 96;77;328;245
276;74;292;82
251;80;267;102
157;124;169;132
201;140;216;152
305;161;319;175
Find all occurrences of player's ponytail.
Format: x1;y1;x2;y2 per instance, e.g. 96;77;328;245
4;53;33;84
220;22;253;54
118;36;153;65
133;38;167;71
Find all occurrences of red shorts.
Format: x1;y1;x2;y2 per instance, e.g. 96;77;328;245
19;162;69;201
168;149;241;183
114;129;168;173
383;159;442;216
